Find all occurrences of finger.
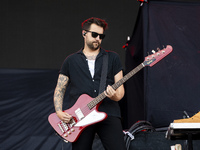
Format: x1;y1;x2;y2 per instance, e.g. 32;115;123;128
63;118;71;123
63;115;72;120
63;112;72;118
108;85;116;94
106;86;111;94
104;91;109;97
105;90;112;98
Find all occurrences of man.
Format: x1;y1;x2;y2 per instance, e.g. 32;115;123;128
53;17;126;150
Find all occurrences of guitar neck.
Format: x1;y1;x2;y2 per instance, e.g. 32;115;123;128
87;63;145;109
112;63;144;90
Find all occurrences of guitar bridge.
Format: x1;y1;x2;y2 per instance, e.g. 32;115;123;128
61;121;69;131
58;123;64;133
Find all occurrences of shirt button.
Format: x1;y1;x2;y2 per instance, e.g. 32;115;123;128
92;79;94;82
94;90;96;93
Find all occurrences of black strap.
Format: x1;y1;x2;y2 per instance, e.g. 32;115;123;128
99;53;108;94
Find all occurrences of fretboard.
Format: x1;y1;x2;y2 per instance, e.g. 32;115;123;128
87;63;145;109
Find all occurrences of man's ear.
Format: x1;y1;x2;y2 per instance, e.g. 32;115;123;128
82;30;86;37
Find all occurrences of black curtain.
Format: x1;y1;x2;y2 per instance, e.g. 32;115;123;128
0;69;72;150
1;1;200;149
125;1;200;128
123;7;145;128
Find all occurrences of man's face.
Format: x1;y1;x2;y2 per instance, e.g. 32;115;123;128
84;24;104;50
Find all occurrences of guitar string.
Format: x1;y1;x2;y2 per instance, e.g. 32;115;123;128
72;59;163;120
62;49;170;129
72;64;145;120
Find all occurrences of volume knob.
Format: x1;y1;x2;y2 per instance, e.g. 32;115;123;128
71;128;75;132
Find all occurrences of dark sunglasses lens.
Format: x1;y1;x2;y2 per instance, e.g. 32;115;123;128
100;34;105;39
91;32;105;39
92;32;98;38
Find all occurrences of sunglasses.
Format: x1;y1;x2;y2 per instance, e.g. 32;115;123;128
85;30;105;39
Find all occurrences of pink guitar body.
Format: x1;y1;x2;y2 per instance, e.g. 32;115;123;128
48;94;107;142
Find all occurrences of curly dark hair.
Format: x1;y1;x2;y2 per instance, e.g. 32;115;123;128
81;17;108;31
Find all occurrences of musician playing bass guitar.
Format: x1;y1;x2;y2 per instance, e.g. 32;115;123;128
53;17;126;150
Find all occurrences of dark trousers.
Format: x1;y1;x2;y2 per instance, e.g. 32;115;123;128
72;116;126;150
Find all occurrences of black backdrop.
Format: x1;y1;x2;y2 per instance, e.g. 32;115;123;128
0;0;139;69
125;0;200;128
0;1;140;149
1;0;200;150
0;69;68;150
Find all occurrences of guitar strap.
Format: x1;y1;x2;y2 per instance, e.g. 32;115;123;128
99;52;108;94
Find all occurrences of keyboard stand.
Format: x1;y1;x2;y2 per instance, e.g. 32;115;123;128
166;123;200;150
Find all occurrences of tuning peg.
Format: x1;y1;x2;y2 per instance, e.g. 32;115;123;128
151;50;156;54
157;47;160;51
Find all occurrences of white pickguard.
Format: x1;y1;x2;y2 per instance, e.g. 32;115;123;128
74;110;106;127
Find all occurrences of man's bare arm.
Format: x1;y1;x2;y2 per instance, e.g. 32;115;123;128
54;74;72;123
54;74;69;112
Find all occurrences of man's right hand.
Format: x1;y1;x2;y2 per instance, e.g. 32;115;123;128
56;111;72;123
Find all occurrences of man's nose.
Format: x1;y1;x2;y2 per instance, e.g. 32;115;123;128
95;35;101;40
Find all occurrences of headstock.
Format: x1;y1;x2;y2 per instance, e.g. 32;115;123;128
143;45;173;67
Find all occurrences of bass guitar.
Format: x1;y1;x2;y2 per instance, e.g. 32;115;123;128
48;45;173;142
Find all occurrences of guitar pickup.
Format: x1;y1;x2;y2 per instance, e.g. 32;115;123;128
75;108;84;121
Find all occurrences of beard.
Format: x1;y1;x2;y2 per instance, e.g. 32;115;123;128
87;41;101;50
